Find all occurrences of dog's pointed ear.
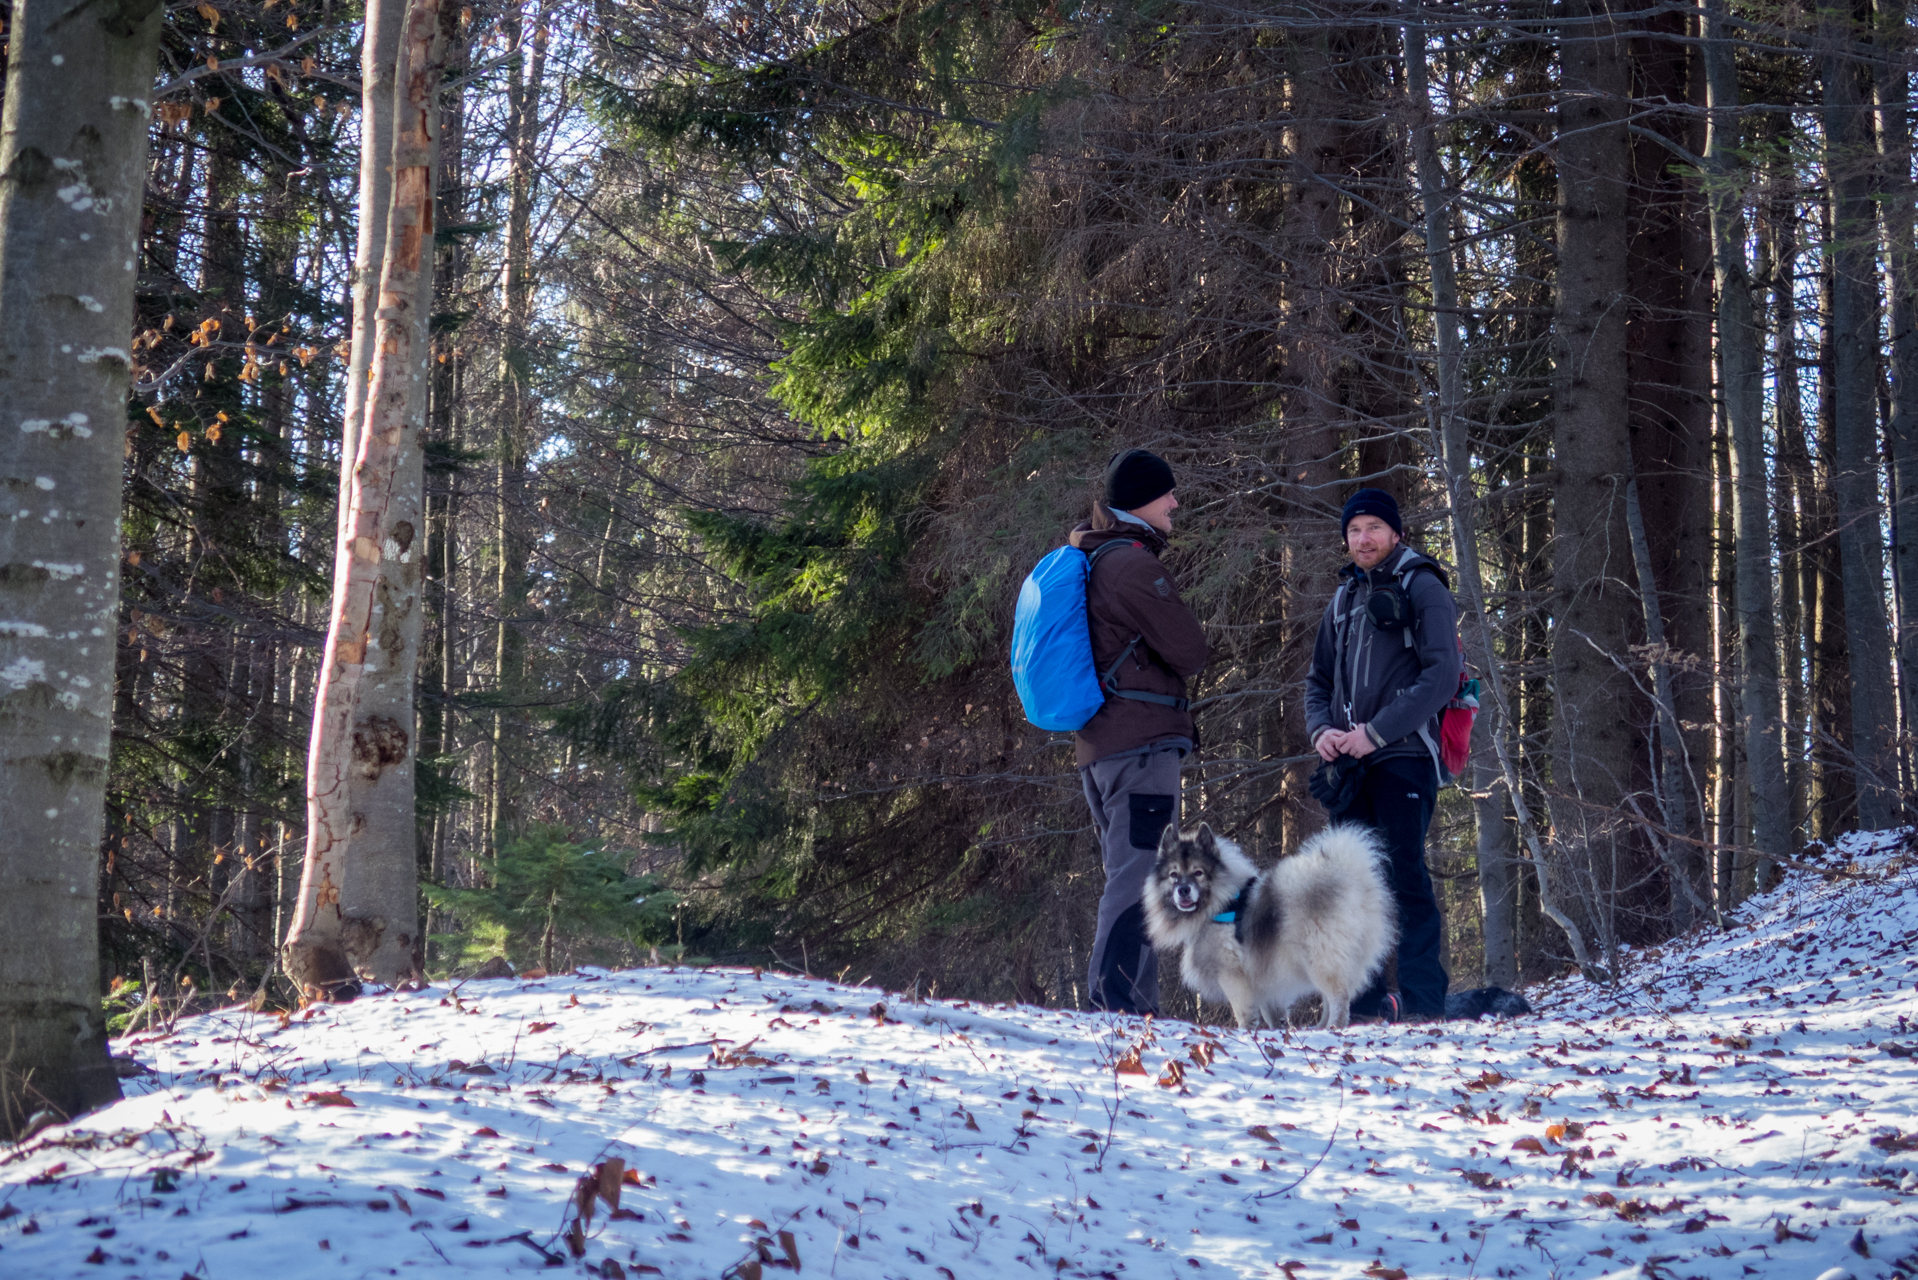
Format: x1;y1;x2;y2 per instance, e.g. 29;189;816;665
1157;822;1182;856
1195;822;1216;854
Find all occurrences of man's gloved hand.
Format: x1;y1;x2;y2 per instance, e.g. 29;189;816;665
1308;753;1367;817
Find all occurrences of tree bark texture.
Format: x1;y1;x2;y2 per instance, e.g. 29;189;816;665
1879;0;1918;773
1822;5;1898;827
1703;0;1791;878
488;0;549;855
338;0;409;543
1622;467;1714;927
1551;0;1639;941
1622;8;1714;909
0;0;162;1134
1768;193;1812;864
1809;232;1857;836
1406;14;1519;981
285;0;444;998
1410;12;1600;982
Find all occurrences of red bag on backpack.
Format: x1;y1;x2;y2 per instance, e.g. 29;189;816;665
1441;672;1480;781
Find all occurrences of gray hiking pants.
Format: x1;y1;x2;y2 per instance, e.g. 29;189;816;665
1081;746;1183;1015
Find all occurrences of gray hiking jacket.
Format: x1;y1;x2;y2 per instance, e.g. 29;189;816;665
1303;544;1461;767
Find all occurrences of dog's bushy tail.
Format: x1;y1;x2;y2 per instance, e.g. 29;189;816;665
1301;823;1388;875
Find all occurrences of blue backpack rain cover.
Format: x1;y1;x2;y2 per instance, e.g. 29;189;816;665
1011;545;1106;731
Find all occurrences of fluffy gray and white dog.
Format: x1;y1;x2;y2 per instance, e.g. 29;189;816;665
1142;822;1396;1029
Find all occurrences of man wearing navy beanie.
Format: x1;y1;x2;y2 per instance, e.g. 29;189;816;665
1067;449;1208;1016
1303;488;1459;1022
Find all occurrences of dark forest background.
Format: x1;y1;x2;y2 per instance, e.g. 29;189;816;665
72;0;1918;1016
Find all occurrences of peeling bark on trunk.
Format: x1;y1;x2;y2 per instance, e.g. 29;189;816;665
284;0;444;999
0;0;162;1135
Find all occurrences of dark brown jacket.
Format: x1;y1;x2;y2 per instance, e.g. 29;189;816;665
1068;505;1209;767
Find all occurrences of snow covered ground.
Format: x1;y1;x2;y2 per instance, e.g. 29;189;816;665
5;831;1917;1280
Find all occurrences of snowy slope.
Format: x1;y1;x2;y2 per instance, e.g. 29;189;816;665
4;831;1917;1280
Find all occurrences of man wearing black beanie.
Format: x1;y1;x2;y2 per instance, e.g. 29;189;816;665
1065;449;1209;1016
1303;488;1459;1022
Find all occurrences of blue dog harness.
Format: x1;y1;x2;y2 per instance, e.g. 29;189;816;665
1211;879;1257;943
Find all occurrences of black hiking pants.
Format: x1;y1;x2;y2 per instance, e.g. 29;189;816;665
1345;754;1449;1019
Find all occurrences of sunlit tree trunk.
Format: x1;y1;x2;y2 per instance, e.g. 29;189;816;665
284;0;444;998
0;0;163;1134
489;0;550;855
338;0;409;545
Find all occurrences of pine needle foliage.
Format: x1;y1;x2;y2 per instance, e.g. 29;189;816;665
425;827;678;974
547;0;1107;984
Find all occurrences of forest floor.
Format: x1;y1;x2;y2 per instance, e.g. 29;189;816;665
4;832;1918;1280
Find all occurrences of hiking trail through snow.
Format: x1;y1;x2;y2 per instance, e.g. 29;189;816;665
4;829;1917;1279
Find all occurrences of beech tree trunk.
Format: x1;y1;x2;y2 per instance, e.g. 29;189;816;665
0;0;162;1134
1703;0;1791;877
1822;5;1898;827
338;0;410;542
284;0;444;998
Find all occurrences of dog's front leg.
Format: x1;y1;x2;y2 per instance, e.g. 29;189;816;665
1218;975;1259;1030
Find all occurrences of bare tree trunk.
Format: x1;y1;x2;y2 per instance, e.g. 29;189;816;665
0;0;163;1134
1405;11;1519;980
1768;191;1811;868
1879;0;1918;779
1823;3;1899;827
1810;223;1857;836
1623;9;1715;887
284;0;444;998
1551;0;1637;954
338;0;410;543
489;0;550;854
1703;0;1790;881
1410;9;1603;982
1622;468;1716;927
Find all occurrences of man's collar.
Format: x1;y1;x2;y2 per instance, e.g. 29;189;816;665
1345;543;1410;579
1110;507;1157;533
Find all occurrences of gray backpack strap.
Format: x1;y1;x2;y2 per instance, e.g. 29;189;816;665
1330;580;1351;727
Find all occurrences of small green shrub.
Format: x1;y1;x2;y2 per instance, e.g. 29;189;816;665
426;826;678;973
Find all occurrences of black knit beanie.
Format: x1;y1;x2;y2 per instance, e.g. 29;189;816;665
1105;449;1176;512
1341;488;1403;536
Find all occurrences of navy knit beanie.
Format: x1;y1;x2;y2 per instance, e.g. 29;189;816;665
1341;488;1403;536
1105;449;1176;512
